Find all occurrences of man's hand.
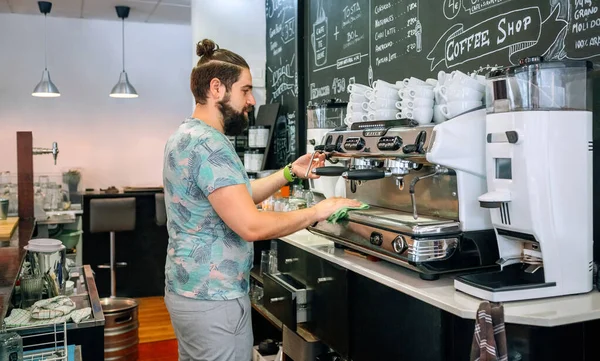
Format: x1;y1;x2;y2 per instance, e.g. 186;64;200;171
292;153;326;180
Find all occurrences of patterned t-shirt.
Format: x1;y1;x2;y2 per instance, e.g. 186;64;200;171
162;117;253;301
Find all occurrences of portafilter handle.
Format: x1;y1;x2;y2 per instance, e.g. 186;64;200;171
312;166;349;176
342;169;392;181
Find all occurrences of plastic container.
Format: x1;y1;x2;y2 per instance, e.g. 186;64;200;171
56;229;83;249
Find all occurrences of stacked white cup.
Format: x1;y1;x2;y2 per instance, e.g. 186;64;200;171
345;83;372;126
434;70;486;121
364;80;402;121
395;77;435;125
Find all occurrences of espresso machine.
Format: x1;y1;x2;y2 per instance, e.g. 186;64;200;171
306;99;348;200
455;57;594;301
307;111;499;280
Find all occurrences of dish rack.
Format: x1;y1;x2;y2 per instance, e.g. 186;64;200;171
6;321;69;361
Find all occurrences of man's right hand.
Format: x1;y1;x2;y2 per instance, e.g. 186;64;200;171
313;197;363;222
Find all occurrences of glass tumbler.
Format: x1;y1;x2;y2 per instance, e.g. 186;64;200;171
20;274;44;308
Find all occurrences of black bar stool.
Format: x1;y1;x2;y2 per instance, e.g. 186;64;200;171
155;193;166;226
89;197;136;298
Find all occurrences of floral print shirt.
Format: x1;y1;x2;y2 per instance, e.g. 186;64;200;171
162;117;253;300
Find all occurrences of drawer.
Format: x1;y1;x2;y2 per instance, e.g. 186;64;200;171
264;273;312;330
277;241;308;283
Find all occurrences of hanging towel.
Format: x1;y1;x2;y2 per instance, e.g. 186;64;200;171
326;203;369;224
470;301;508;361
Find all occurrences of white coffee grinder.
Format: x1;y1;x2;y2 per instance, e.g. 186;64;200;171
306;99;347;200
455;56;594;302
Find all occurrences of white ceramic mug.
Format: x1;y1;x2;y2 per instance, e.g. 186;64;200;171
396;107;433;125
399;86;435;100
350;93;369;103
440;85;484;102
347;111;369;124
447;71;485;93
433;105;446;124
396;97;434;109
368;108;398;121
402;77;428;87
348;101;368;112
374;87;401;100
347;83;372;95
440;100;483;119
373;79;401;91
371;97;397;110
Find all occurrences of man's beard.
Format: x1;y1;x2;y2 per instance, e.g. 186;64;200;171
218;95;250;136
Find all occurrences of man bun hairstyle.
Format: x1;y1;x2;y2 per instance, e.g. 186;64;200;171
191;39;250;105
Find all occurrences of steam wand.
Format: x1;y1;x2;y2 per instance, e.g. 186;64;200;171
409;165;450;220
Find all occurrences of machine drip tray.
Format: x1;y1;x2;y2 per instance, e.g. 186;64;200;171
456;263;556;293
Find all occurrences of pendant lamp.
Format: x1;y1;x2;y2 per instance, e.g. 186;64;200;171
32;1;60;98
110;6;138;98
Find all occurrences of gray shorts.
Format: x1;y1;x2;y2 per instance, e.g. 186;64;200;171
164;290;253;361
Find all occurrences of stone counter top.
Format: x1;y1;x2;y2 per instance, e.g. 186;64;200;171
280;230;600;327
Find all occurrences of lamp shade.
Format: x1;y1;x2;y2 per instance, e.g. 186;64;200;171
109;71;138;98
32;69;60;97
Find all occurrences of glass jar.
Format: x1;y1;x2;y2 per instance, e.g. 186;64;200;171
0;332;23;361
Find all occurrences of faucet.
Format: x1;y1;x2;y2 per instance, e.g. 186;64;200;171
33;141;59;165
409;165;450;219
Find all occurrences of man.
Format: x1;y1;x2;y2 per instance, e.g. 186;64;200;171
162;39;361;361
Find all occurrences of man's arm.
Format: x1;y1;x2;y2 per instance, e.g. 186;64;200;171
249;168;288;204
209;183;318;241
208;183;360;242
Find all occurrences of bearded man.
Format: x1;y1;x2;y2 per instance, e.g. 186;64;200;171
162;39;360;361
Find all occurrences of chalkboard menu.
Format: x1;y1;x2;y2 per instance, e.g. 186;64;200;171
266;0;305;168
305;0;600;105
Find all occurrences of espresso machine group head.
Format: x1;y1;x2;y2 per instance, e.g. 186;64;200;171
455;57;594;302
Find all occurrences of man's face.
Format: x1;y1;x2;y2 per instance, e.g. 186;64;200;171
218;68;256;136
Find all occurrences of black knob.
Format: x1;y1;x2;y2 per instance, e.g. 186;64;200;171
403;144;418;154
370;232;383;246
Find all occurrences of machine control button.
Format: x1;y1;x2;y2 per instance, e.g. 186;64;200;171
377;136;403;151
344;137;366;151
370;232;383;246
392;236;407;254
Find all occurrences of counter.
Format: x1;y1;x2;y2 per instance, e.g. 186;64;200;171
280;230;600;327
0;219;35;324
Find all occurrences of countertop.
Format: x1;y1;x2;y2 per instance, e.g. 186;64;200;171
0;219;35;324
280;230;600;327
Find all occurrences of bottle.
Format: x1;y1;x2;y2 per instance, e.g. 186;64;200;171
0;332;23;361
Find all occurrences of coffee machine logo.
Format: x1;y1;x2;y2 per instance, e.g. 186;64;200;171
312;0;328;66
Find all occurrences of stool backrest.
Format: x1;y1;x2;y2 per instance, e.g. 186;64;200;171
90;197;136;233
155;193;167;226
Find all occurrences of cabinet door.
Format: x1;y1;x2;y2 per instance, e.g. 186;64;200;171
306;254;349;358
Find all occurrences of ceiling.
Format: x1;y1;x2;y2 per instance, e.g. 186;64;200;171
0;0;191;25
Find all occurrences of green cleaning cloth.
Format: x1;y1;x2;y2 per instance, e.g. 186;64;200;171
327;203;370;224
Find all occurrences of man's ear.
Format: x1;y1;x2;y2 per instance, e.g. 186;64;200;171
209;78;224;100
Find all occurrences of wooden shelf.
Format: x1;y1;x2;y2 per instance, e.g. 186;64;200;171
251;301;282;331
250;267;264;285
